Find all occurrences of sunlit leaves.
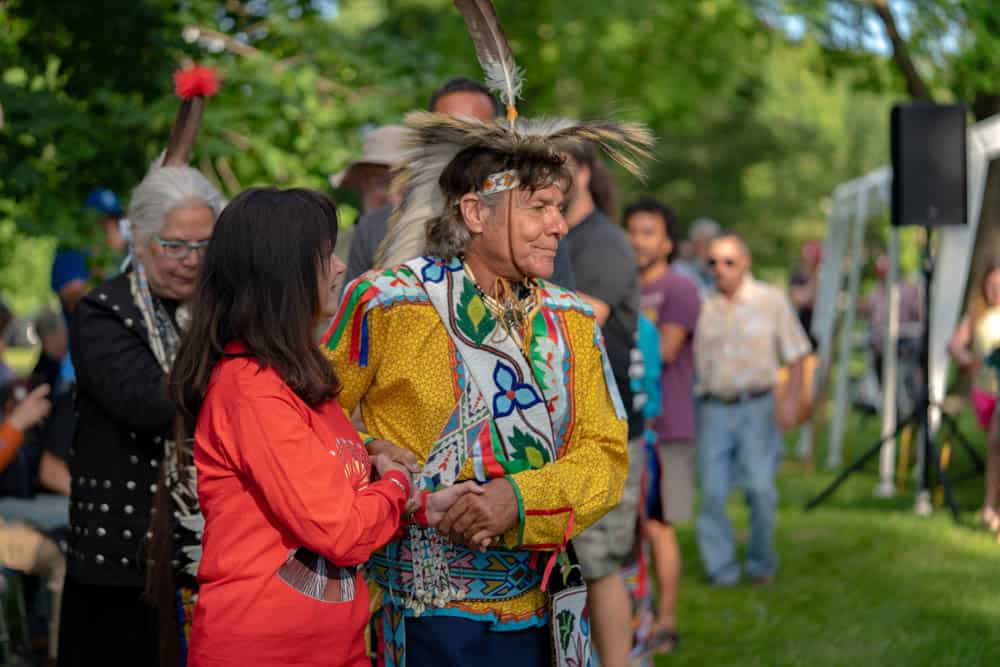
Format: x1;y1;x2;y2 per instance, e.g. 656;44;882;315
0;0;907;308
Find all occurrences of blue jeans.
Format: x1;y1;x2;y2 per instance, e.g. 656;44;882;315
0;494;69;532
696;394;780;584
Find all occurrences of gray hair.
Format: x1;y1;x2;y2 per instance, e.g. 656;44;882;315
425;192;503;261
712;232;751;259
127;166;225;244
689;217;721;242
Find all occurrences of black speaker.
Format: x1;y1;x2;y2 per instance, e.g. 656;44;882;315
890;102;968;227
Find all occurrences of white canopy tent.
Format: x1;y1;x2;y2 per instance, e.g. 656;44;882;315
807;113;1000;496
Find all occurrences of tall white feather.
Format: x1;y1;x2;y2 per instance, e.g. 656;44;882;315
454;0;523;127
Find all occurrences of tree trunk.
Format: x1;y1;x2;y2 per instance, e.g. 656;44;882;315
868;0;933;101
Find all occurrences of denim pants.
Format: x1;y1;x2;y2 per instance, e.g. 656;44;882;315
0;493;70;532
696;394;780;584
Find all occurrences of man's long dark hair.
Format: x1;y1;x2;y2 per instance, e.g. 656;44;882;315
147;187;341;666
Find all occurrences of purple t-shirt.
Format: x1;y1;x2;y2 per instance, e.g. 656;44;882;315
640;270;700;442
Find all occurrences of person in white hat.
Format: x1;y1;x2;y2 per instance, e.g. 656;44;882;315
329;124;407;214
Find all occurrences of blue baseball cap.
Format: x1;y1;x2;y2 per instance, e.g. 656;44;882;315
84;188;123;217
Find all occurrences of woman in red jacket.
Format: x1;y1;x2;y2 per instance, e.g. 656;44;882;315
168;188;477;667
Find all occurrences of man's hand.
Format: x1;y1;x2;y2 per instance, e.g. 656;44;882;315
776;397;799;433
436;478;519;551
8;384;52;432
39;450;71;496
776;355;805;433
366;438;420;474
424;482;485;525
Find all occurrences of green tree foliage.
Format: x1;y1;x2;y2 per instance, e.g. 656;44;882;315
1;0;178;241
1;0;909;310
357;0;893;267
761;1;1000;119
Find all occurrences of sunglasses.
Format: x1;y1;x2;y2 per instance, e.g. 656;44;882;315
708;257;737;268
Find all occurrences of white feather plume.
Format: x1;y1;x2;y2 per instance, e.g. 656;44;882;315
454;0;524;126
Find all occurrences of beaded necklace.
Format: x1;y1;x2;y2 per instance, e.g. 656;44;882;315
462;258;541;355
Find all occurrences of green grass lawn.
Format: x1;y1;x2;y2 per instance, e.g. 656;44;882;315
657;409;1000;666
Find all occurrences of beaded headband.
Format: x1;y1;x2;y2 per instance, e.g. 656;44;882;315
476;169;520;196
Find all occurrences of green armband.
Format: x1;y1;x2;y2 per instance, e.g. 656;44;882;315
504;474;525;548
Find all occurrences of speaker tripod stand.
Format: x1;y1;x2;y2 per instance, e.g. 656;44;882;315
806;228;979;522
805;395;981;518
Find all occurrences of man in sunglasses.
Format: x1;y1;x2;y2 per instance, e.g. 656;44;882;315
693;234;811;587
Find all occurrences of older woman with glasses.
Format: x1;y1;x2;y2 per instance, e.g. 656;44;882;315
58;164;224;667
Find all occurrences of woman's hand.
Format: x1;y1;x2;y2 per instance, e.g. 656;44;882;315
425;482;485;527
371;453;411;482
372;453;421;514
366;439;420;474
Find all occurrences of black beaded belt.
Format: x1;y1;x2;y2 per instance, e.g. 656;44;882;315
702;388;773;405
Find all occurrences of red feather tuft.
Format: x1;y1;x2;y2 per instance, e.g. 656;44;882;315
173;66;220;100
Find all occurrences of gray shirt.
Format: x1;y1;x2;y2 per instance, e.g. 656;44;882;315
344;204;577;290
565;209;642;438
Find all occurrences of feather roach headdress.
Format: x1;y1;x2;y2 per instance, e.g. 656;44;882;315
375;0;655;269
125;64;223;274
163;65;220;166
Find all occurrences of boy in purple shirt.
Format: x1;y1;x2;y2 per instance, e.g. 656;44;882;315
625;198;700;656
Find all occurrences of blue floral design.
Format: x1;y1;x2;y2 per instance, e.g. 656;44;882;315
492;361;543;417
420;255;462;283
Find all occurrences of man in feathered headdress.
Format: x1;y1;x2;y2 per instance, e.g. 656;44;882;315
324;2;653;665
343;76;577;291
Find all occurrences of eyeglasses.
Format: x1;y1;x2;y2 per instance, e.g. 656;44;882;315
154;235;210;260
708;257;737;268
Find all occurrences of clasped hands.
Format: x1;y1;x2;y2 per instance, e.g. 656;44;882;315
368;438;519;551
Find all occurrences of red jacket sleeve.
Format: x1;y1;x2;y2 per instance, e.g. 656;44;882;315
0;420;25;475
221;389;407;567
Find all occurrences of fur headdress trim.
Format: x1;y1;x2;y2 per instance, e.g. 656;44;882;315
375;111;655;269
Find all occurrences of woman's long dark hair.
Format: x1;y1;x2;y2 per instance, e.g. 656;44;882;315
171;186;342;417
147;187;342;666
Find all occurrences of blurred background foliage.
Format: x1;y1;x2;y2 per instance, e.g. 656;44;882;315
1;0;997;312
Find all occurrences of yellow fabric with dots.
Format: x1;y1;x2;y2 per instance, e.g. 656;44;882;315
328;274;628;623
